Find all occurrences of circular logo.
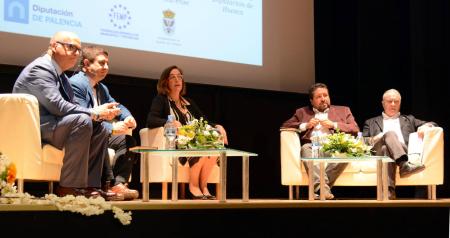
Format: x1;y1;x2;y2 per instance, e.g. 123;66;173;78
109;4;131;30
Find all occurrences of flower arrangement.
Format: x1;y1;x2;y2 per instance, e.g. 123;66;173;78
0;151;131;225
320;131;372;157
177;118;224;149
0;151;17;195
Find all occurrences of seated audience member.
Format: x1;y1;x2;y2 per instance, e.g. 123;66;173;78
12;31;120;198
362;89;434;199
70;45;139;200
146;65;228;200
281;83;359;199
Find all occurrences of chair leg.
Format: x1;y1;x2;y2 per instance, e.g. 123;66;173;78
427;185;436;200
17;179;24;193
162;182;168;200
295;185;300;200
289;185;293;200
180;183;186;199
48;181;54;194
216;183;221;200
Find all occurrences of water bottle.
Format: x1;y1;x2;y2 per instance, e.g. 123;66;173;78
164;115;177;149
356;132;365;145
311;131;320;158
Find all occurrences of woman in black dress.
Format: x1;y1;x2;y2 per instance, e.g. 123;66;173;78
146;65;228;199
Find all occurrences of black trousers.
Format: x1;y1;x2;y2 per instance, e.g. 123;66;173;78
102;134;138;186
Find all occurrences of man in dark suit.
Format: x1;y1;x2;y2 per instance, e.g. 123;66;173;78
362;89;434;199
281;83;360;199
70;45;139;200
12;31;121;198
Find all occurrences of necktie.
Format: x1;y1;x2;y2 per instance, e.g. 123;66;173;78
59;73;74;102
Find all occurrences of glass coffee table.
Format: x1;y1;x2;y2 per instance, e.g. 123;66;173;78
130;147;257;202
300;156;394;201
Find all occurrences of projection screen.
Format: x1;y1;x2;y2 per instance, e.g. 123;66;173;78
0;0;314;93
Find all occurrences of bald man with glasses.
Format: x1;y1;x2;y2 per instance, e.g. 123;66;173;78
13;31;121;199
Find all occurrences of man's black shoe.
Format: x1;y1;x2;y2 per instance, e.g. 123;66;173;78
399;162;426;178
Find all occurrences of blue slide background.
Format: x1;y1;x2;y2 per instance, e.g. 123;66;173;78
1;0;262;65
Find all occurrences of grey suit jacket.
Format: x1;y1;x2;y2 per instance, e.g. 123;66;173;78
362;114;437;145
12;55;92;140
69;71;133;134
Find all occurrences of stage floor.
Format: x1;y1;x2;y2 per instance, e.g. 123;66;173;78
2;198;450;237
2;198;450;211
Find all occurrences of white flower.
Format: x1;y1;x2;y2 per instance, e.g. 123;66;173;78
176;117;224;149
211;130;219;137
177;135;192;145
112;206;132;225
188;119;198;125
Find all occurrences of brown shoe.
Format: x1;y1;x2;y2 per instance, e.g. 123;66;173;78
111;183;139;200
89;188;125;201
56;186;100;198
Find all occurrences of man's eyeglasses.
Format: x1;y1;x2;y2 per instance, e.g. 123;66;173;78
169;74;184;80
56;41;81;54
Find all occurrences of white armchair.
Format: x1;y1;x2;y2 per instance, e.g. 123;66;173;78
139;127;220;200
0;93;62;193
0;93;120;194
280;127;444;200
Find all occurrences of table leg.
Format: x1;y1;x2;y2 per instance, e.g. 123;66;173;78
242;155;249;202
308;161;314;201
382;162;389;200
171;155;178;202
319;161;325;201
220;152;227;202
142;153;150;202
376;160;382;201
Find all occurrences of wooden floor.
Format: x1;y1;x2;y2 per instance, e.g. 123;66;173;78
2;198;450;211
2;198;449;237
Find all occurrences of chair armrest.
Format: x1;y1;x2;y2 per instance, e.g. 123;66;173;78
280;127;302;133
139;127;165;149
0;93;43;179
280;129;303;185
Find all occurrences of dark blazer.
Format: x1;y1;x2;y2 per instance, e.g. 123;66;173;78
281;105;359;144
362;114;437;145
146;94;209;128
69;71;132;133
12;55;91;139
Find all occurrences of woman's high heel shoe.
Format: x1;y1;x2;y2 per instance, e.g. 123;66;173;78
204;194;216;200
188;191;206;200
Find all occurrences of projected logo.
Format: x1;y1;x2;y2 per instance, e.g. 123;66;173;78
4;0;29;24
109;4;131;30
162;9;175;34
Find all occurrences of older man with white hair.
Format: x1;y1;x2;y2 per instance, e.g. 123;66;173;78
362;89;436;199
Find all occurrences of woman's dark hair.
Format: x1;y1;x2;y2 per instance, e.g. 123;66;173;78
157;65;186;96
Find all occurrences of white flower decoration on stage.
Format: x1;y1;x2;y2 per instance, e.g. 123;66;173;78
0;151;132;225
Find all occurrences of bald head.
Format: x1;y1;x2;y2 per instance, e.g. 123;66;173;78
49;31;80;46
48;31;81;71
382;89;402;117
